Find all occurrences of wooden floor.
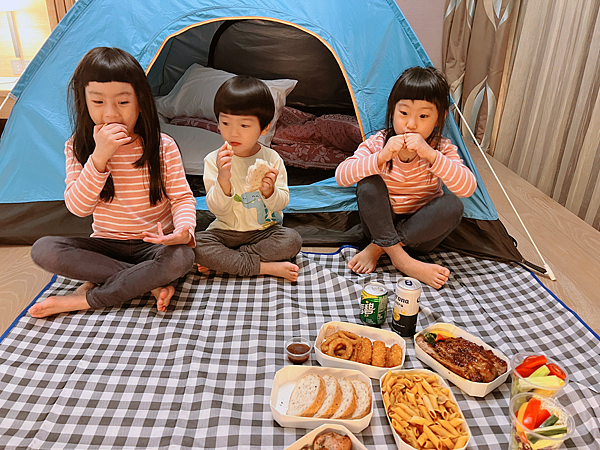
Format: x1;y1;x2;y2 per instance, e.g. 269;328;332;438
1;144;599;336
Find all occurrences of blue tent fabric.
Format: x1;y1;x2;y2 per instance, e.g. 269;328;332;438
0;0;496;220
0;0;523;267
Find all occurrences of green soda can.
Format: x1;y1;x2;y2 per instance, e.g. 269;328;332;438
359;281;389;326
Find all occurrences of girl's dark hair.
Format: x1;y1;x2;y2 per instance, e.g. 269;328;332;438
213;75;275;130
383;66;450;171
68;47;164;205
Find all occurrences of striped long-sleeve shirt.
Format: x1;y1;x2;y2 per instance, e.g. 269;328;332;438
335;131;476;215
64;133;196;244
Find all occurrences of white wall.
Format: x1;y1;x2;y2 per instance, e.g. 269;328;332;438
394;0;446;69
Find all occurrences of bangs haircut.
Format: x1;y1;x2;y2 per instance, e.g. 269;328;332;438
382;66;450;171
68;47;164;205
213;75;275;130
385;66;449;146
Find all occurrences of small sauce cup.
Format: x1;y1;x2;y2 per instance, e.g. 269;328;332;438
285;337;312;364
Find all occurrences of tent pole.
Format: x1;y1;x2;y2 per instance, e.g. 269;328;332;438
452;104;557;281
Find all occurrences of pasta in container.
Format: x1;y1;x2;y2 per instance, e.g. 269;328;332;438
379;369;471;450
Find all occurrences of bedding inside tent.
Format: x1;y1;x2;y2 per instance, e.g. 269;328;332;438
0;0;528;269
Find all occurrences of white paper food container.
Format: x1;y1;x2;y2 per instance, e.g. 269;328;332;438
270;365;374;433
413;323;510;397
315;321;406;379
284;423;369;450
379;369;472;450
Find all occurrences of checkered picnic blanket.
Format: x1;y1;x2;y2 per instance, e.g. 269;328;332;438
0;247;598;449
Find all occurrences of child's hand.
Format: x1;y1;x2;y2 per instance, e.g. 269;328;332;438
377;135;406;168
404;132;437;164
142;223;193;246
216;142;234;196
259;167;278;199
91;123;131;172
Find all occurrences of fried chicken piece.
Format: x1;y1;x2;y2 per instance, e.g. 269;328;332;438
386;343;403;367
371;340;387;367
357;337;372;365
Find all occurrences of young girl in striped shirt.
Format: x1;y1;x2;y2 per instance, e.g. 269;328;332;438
335;66;476;289
30;47;196;317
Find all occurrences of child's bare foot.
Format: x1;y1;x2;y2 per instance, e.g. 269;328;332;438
29;282;94;318
152;285;175;312
348;243;385;274
384;244;450;289
260;261;299;282
196;264;210;274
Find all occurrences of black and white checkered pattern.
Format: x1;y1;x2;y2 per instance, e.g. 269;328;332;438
0;247;598;449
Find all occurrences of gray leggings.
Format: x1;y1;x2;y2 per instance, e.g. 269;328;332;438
194;224;303;276
31;236;195;309
357;175;464;253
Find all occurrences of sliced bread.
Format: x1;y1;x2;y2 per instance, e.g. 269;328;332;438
287;374;326;417
330;377;357;419
314;374;343;418
350;379;372;419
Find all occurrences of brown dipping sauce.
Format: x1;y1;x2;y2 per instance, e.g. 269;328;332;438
287;343;310;364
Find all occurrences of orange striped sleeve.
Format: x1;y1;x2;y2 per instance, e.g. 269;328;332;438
63;139;109;217
429;139;477;198
335;132;384;187
160;134;197;243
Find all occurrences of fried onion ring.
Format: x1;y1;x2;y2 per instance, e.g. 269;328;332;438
339;330;361;344
327;337;354;360
320;331;342;353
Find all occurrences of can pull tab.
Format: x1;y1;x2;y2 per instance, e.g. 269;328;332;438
406;280;413;286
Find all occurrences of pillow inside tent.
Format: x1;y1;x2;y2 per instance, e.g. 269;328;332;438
155;64;297;146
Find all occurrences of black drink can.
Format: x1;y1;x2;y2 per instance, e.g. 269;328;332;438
391;277;422;337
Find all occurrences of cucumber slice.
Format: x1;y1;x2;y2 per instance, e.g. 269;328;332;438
534;424;568;437
539;415;559;428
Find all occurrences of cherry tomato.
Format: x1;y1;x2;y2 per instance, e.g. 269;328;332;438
547;363;567;380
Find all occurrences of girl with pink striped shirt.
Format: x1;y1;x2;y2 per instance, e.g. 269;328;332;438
30;47;196;317
336;67;476;289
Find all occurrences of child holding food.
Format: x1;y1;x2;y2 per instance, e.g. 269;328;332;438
335;66;476;289
30;47;196;317
194;75;302;282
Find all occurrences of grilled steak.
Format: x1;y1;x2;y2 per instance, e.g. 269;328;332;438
416;334;507;383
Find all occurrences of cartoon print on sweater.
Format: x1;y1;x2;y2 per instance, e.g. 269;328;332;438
234;191;283;228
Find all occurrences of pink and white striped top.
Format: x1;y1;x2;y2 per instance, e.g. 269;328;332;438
335;131;476;215
64;133;196;242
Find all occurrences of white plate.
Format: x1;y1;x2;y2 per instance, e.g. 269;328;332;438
284;424;369;450
315;321;406;379
413;323;510;397
379;369;472;450
270;365;373;433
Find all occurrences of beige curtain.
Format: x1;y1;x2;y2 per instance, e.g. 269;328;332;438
492;0;600;230
45;0;76;29
443;0;519;150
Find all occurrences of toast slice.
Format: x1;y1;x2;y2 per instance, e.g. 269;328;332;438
330;377;357;419
350;379;372;419
287;374;326;417
314;374;343;418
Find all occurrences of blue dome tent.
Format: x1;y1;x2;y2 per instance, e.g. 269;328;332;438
0;0;526;266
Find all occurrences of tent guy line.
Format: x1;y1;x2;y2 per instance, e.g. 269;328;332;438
452;103;556;281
